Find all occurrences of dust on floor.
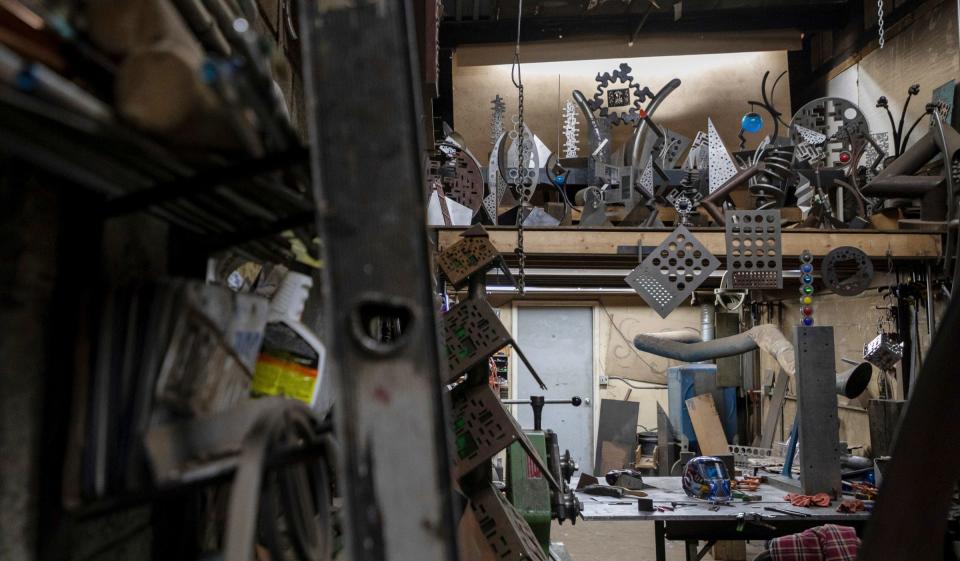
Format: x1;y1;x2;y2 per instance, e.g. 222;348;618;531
552;520;766;561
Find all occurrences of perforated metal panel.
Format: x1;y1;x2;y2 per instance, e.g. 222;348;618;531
637;159;654;198
707;118;738;193
424;149;484;212
437;233;499;288
794;124;827;145
725;210;783;289
442;299;511;381
652;129;692;169
450;384;556;488
470;482;550;561
625;226;721;318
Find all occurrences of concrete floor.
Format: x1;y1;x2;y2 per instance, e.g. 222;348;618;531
552;521;766;561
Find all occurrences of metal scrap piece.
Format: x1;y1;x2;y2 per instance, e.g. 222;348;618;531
625;226;721;318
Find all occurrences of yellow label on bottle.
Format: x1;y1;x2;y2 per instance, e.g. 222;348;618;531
252;354;317;403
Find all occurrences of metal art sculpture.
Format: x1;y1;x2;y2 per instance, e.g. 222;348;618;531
587;62;654;126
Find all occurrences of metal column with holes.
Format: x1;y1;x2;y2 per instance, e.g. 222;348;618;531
794;326;842;497
299;1;458;560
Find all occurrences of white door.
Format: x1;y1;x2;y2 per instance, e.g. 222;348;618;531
514;306;595;474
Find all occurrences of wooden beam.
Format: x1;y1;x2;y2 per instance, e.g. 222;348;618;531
435;227;942;259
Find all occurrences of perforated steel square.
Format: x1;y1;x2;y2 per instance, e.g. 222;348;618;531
442;299;511;381
437;231;499;288
469;481;550;561
725;210;783;289
624;226;721;318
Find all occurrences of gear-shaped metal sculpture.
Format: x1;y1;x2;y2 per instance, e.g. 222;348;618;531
587;63;654;126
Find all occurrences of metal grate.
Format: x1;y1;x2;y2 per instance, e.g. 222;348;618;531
725;210;783;289
625;226;721;318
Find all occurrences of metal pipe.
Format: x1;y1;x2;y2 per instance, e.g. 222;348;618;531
627;79;682;187
863;175;944;196
633;330;756;362
633;324;795;376
700;304;715;342
572;90;603;150
645;329;702;343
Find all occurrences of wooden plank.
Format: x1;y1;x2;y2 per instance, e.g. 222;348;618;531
867;399;906;458
755;369;789;449
684;394;729;456
435;227;942;259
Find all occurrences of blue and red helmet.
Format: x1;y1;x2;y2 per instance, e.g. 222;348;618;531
682;456;732;501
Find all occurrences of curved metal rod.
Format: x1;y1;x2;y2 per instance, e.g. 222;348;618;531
628;79;682;189
572;90;603;148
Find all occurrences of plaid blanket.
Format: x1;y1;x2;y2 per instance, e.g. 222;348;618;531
769;524;860;561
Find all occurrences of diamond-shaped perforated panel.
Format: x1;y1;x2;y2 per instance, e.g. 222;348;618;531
470;482;550;561
442;299;511;381
437;235;499;288
625;226;721;318
725;210;783;289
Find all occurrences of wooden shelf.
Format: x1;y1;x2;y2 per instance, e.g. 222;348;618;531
435;227;942;261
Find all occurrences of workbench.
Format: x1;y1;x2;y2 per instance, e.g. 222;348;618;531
577;476;870;561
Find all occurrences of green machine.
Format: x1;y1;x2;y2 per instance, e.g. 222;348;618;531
504;396;583;554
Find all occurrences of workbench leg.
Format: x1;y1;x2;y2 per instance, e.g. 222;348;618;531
655;521;666;561
685;541;698;561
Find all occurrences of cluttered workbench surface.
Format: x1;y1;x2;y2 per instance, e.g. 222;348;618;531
578;476;872;522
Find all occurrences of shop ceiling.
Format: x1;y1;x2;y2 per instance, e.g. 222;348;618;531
440;0;851;46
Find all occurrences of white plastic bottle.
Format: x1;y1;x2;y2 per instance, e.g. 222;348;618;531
251;271;330;415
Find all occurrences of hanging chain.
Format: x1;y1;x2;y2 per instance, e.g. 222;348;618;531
511;0;526;295
877;0;885;49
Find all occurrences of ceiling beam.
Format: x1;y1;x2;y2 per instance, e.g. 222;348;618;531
440;4;849;47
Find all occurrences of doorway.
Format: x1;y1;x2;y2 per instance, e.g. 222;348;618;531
513;304;596;475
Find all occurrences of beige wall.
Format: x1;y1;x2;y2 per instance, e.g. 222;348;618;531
827;1;959;152
453;50;792;165
497;280;945;457
761;279;943;455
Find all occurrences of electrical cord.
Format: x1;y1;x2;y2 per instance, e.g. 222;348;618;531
225;400;335;561
607;376;666;390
